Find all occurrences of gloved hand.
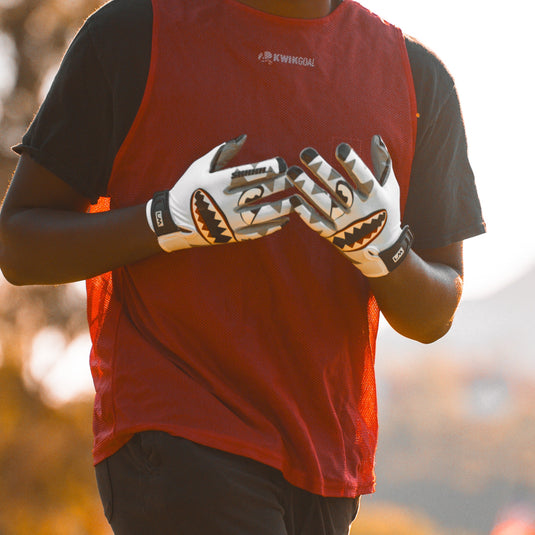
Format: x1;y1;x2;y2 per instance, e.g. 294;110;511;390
288;135;413;277
146;135;293;252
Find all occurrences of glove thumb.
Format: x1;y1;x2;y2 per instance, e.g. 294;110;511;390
210;134;247;172
370;135;392;186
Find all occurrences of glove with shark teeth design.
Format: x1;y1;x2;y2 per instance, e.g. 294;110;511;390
288;135;413;277
146;135;294;252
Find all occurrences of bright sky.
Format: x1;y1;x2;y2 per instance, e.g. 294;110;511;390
362;0;535;299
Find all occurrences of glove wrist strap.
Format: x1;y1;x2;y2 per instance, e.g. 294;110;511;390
378;225;414;274
150;190;178;236
146;191;191;252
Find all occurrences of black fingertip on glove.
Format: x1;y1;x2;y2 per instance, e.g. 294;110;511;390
335;142;352;161
286;165;303;180
210;134;248;172
300;147;318;165
275;156;288;174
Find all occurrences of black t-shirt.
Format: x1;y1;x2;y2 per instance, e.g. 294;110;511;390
14;0;485;249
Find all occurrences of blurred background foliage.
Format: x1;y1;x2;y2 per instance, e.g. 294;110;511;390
1;1;108;533
1;1;534;534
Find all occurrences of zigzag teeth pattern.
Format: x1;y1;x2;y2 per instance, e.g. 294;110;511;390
308;159;342;185
295;177;306;189
271;200;283;214
331;210;387;252
192;190;235;244
327;168;341;183
295;177;328;201
311;183;325;196
308;160;323;174
344;157;356;169
309;212;323;225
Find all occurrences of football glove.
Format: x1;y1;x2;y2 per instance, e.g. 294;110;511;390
146;135;293;252
288;135;413;277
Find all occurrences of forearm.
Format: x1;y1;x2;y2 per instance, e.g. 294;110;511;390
368;249;463;344
0;204;161;285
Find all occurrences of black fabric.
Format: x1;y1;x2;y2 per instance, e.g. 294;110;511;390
150;190;178;236
12;0;485;249
13;0;151;203
404;36;485;248
95;431;360;535
379;225;414;273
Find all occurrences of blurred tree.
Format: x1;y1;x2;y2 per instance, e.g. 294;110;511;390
0;363;110;534
0;0;104;169
350;501;481;535
0;0;104;372
0;2;106;532
350;502;450;535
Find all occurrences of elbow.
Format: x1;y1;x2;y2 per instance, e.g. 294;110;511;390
417;321;453;344
0;248;41;286
1;266;30;286
0;230;33;286
0;249;30;286
393;317;454;345
413;314;456;344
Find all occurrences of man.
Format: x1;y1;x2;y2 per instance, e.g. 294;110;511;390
0;0;485;533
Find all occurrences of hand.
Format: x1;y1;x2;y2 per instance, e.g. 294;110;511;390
288;135;413;277
146;135;293;252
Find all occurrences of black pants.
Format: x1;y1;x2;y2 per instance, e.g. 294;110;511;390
95;431;360;535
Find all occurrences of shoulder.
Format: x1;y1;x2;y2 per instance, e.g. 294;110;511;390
404;35;455;92
404;35;457;125
85;0;152;34
83;0;152;62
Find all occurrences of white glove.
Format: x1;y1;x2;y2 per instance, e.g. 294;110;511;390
288;135;413;277
146;135;293;252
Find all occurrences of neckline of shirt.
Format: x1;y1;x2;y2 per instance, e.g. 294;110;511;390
221;0;349;25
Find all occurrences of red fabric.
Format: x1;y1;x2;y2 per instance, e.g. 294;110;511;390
87;0;417;497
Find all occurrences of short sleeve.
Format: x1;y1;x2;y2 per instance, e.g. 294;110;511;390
12;0;152;204
13;22;115;203
403;37;486;249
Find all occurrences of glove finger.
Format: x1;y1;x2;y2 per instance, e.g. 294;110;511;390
335;143;376;200
290;194;336;235
300;148;352;209
234;217;290;239
370;135;392;185
224;157;287;192
286;165;344;221
227;174;292;206
236;196;294;226
210;134;247;172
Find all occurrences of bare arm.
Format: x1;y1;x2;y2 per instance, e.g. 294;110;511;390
0;154;162;285
286;138;466;345
1;139;293;285
369;242;464;344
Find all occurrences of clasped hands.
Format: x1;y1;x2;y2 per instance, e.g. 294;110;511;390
146;134;413;277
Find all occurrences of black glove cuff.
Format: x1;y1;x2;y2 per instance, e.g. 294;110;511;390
379;225;414;273
150;191;178;237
